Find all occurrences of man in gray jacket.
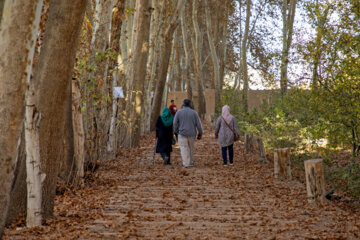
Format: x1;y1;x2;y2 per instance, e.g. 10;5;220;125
173;99;203;168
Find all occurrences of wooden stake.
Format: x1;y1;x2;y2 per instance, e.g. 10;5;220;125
304;159;326;204
274;148;291;180
245;133;267;163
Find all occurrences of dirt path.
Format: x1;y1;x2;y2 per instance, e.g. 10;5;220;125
4;122;359;239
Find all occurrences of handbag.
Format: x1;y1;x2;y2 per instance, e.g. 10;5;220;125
221;116;239;141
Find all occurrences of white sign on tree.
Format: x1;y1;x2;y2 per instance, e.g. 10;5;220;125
113;87;124;98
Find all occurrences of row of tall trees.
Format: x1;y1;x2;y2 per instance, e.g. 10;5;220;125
0;0;236;236
1;0;358;236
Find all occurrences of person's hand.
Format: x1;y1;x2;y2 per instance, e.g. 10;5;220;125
197;134;202;140
174;133;178;141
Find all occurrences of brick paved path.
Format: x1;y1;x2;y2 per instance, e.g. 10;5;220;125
85;123;358;239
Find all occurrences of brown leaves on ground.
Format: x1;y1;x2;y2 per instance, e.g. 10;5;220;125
4;122;360;239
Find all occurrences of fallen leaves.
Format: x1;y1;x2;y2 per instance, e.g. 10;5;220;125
3;122;358;239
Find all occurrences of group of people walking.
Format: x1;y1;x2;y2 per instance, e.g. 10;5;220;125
155;99;240;167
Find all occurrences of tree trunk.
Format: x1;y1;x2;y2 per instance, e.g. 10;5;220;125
107;68;119;157
304;159;326;204
311;3;330;87
122;0;152;147
72;79;85;181
280;0;297;95
241;0;251;113
174;29;182;91
150;0;186;130
0;0;4;25
180;3;192;101
7;129;26;225
24;0;45;226
274;148;291;180
219;1;229;97
25;88;44;227
245;133;267;163
142;0;165;134
85;0;114;165
32;0;87;219
0;0;45;235
204;0;221;111
191;0;206;119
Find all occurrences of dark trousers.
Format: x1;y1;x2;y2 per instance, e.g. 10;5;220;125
160;152;171;165
221;144;234;165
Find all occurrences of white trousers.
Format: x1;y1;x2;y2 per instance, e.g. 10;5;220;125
178;135;195;167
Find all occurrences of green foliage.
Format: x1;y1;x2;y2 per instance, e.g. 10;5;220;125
327;163;360;197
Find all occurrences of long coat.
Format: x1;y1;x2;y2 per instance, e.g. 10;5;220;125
214;116;240;147
155;116;173;153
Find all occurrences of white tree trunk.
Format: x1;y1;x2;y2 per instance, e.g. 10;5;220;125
107;68;119;156
24;0;45;227
72;79;85;180
180;4;192;100
0;0;45;235
280;0;297;94
25;98;45;227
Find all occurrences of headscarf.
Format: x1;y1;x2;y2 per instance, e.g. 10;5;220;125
221;105;233;123
161;107;174;127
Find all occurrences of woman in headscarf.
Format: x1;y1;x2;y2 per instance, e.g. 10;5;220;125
214;105;241;166
156;107;175;165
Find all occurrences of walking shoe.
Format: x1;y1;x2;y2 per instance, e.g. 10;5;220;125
223;164;227;167
229;163;233;166
163;156;169;165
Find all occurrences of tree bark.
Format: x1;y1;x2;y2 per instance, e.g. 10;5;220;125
311;3;330;87
191;0;206;119
72;79;85;181
274;148;291;180
0;0;4;25
241;0;251;113
204;0;221;111
150;0;186;130
107;67;119;157
245;133;267;163
0;0;45;235
24;0;45;226
122;0;152;147
142;0;165;134
304;159;326;204
32;0;87;218
85;0;114;165
280;0;297;95
180;3;193;101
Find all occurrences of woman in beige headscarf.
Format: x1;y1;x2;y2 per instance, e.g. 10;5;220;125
214;105;240;166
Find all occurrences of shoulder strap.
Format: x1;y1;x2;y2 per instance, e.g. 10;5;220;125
221;116;236;135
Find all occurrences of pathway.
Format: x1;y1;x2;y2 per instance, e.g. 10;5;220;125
3;122;359;239
85;122;358;239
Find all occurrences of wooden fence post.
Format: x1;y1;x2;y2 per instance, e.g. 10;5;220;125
304;159;326;204
274;148;291;180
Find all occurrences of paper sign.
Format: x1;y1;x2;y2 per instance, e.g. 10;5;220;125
114;87;124;98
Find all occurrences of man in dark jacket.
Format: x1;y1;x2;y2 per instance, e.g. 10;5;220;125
173;99;203;168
